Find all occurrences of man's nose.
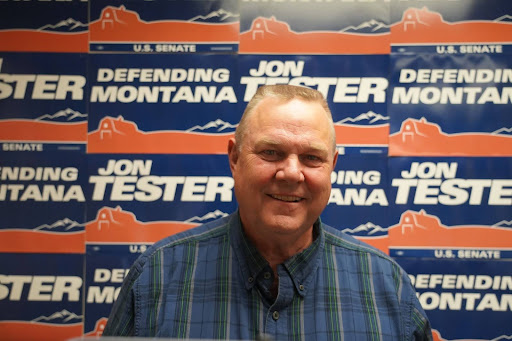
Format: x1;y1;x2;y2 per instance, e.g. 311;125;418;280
275;156;305;183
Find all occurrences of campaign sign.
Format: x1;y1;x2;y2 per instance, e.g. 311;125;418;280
0;152;87;254
87;54;241;154
0;0;88;53
84;154;237;334
397;258;512;341
239;0;390;54
86;154;237;244
89;0;239;53
239;55;389;154
0;253;84;341
0;52;88;152
321;154;390;253
390;0;512;54
389;54;512;156
387;157;512;258
83;245;145;336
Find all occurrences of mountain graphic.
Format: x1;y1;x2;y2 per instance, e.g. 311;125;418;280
340;19;389;34
493;220;512;228
88;116;235;154
32;310;82;324
342;222;388;236
335;111;389;125
491;127;512;135
390;117;512;156
39;18;88;32
391;7;512;45
240;16;389;54
89;5;238;48
355;210;512;255
186;119;238;133
36;108;87;122
86;206;200;243
184;210;228;223
33;218;83;232
189;9;240;23
495;14;512;23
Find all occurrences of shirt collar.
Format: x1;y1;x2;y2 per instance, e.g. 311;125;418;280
229;211;324;297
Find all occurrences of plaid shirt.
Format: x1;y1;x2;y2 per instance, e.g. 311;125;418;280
103;212;432;340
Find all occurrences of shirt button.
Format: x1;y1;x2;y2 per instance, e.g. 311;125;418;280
264;272;271;280
299;284;305;291
272;311;279;321
248;277;254;283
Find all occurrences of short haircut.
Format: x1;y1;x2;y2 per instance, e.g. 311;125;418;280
235;84;336;153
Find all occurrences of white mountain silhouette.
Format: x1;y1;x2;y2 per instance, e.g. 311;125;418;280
184;210;228;223
39;18;88;31
491;335;512;341
491;127;512;135
36;108;87;122
34;218;83;231
495;14;512;23
186;119;238;133
340;19;389;33
493;220;512;228
342;222;387;235
335;111;389;125
189;9;239;22
32;310;82;323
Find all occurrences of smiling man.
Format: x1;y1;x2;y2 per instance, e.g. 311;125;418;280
103;85;432;340
228;87;337;277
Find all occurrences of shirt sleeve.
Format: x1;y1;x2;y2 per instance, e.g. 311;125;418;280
401;270;433;341
102;261;143;336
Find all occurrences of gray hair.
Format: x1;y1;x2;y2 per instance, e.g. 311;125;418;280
235;84;336;153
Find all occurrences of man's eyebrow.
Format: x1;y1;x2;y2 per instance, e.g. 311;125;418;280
254;138;281;148
305;143;330;156
255;138;329;155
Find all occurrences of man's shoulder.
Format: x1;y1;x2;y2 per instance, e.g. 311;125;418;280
154;213;231;249
135;213;233;268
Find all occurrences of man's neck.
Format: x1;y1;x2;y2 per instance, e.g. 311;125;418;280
243;225;314;273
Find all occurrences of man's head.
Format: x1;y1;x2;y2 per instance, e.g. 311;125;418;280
235;84;336;154
228;85;338;242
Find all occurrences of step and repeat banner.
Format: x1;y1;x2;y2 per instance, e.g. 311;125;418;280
0;0;511;340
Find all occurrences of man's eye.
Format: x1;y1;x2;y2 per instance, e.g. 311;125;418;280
302;155;324;166
304;155;322;162
260;150;281;160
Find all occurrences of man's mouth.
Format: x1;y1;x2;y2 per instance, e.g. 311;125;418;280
270;194;303;202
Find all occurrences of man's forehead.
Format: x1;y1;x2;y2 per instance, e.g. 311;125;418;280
243;96;335;153
252;97;327;121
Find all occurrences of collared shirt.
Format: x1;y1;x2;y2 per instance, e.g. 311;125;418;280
103;212;432;340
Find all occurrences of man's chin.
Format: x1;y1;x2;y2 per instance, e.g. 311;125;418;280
264;215;310;234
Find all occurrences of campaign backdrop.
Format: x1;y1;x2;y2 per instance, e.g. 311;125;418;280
0;0;511;340
0;52;88;152
89;0;239;53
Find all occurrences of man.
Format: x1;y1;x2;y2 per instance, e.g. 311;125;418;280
103;85;432;340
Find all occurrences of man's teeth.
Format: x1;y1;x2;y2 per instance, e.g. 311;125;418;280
271;194;301;202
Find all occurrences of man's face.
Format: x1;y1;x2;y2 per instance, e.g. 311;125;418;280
228;97;338;238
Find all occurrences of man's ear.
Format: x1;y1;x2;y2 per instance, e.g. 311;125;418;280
227;138;238;173
332;150;339;169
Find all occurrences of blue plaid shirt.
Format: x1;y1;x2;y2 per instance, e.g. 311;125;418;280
104;212;432;340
